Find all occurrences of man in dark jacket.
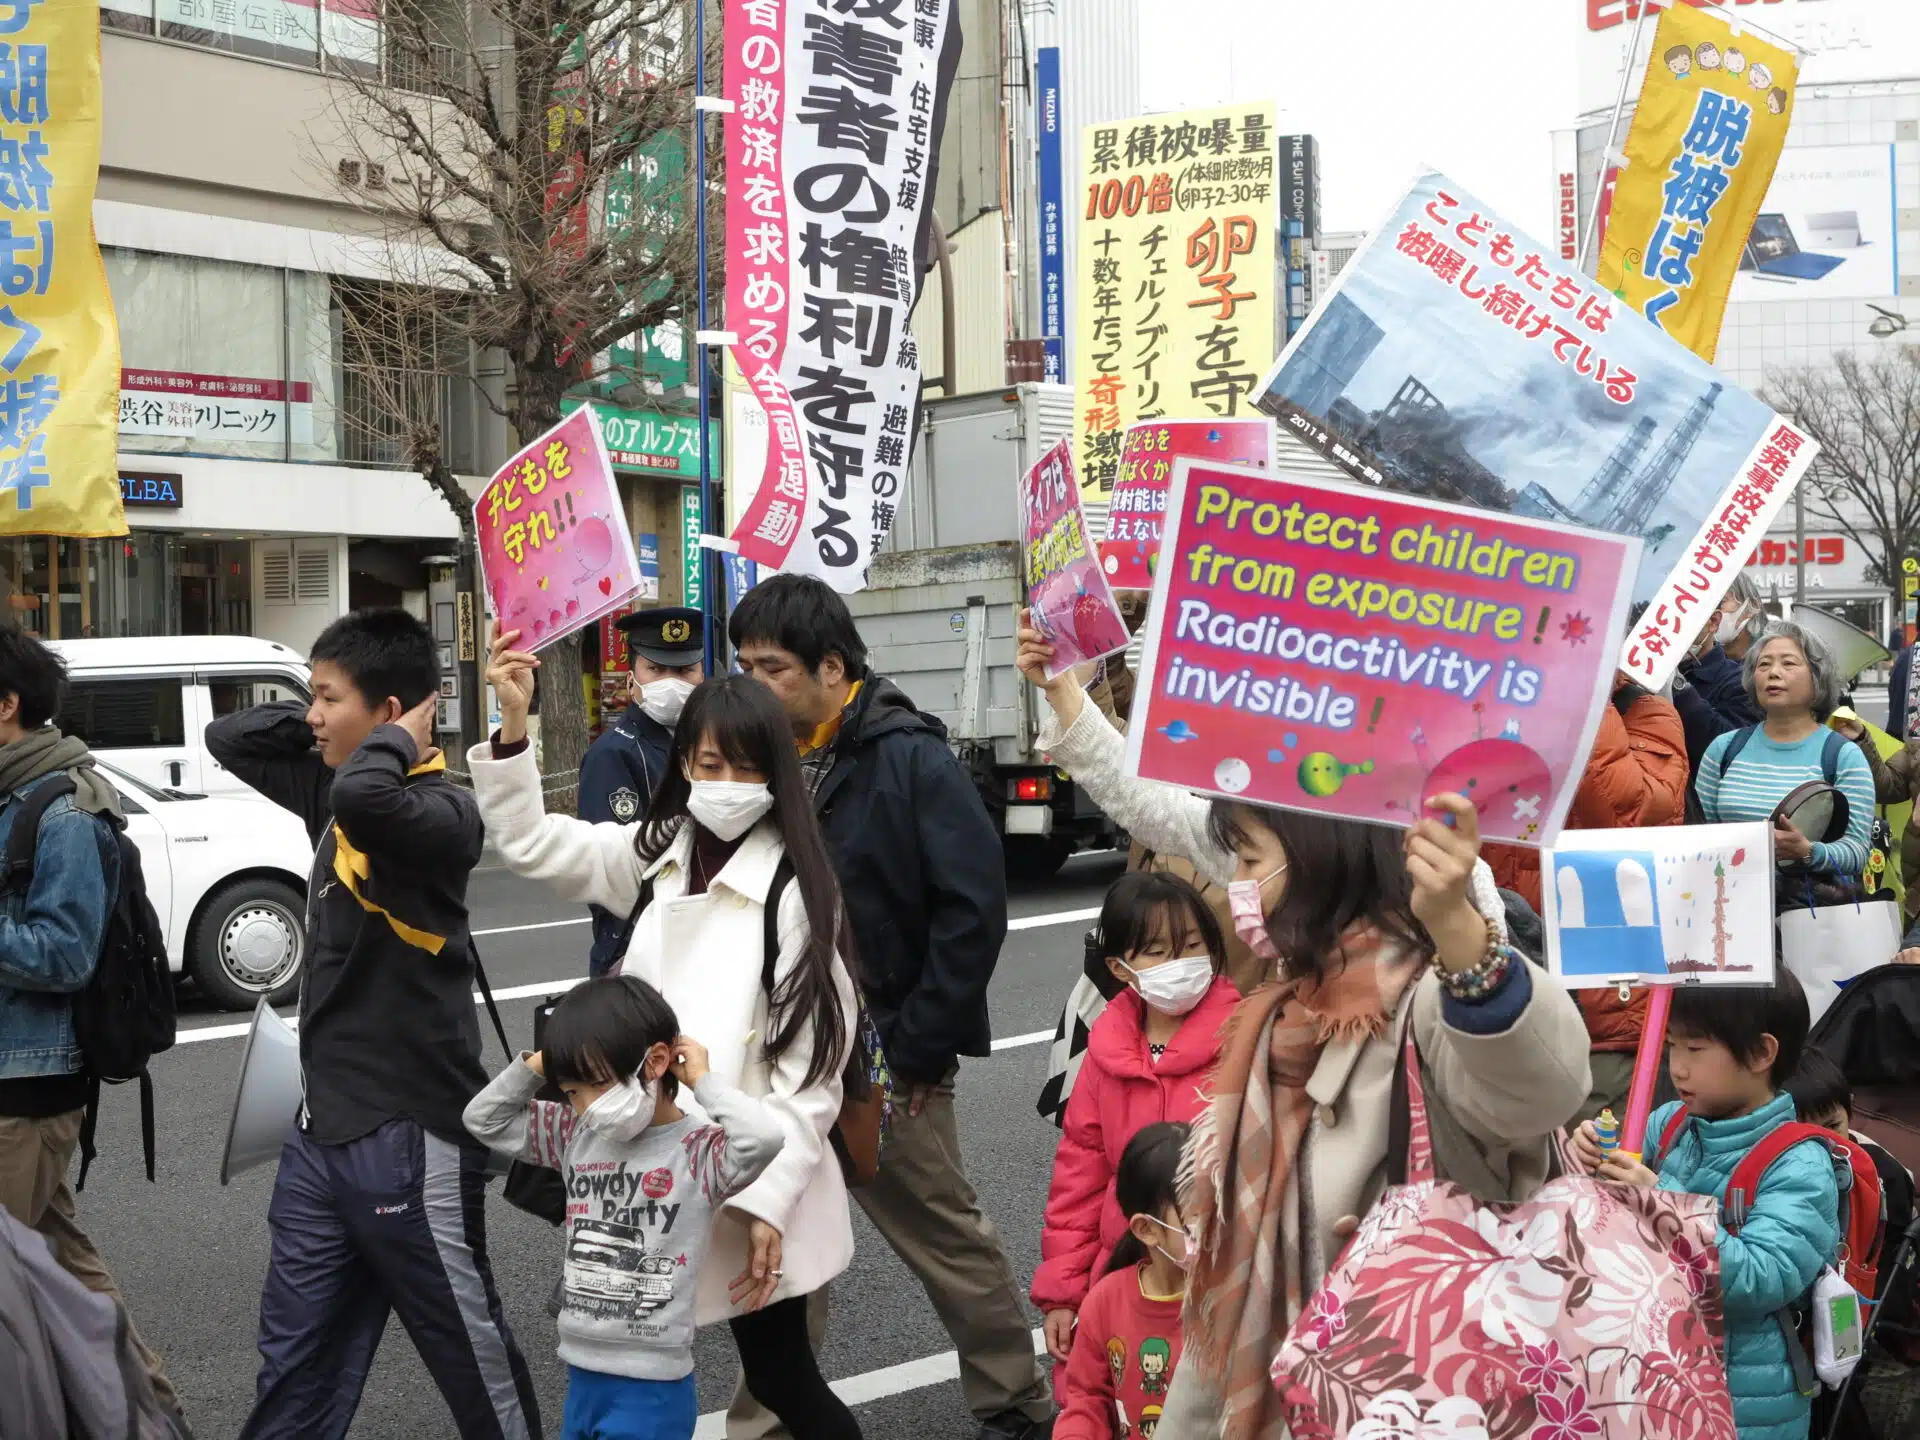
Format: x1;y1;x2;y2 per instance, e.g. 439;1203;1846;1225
577;607;703;974
1673;583;1765;774
207;608;539;1440
0;624;184;1433
729;575;1050;1440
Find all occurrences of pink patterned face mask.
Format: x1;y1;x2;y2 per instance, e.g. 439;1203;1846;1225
1228;865;1285;963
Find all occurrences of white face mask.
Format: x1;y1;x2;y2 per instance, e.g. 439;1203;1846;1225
638;677;694;728
685;779;774;841
1139;1214;1195;1270
1715;605;1753;647
579;1065;658;1142
1120;953;1215;1017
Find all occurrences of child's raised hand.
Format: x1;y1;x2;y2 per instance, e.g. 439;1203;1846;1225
1596;1153;1657;1188
671;1036;710;1088
525;1050;545;1078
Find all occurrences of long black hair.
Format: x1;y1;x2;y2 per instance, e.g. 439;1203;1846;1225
636;674;850;1090
1206;801;1427;980
1104;1121;1189;1275
545;975;681;1100
1085;871;1227;997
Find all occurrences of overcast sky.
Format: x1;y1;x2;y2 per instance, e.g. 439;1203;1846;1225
1137;0;1579;241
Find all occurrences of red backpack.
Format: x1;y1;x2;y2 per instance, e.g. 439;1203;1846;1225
1654;1109;1886;1300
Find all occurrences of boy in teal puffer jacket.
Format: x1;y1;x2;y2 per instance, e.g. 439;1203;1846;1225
1580;975;1840;1440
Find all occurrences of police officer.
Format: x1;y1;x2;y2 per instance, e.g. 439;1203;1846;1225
578;606;704;975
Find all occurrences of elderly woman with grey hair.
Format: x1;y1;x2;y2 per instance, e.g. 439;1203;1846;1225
1696;619;1875;881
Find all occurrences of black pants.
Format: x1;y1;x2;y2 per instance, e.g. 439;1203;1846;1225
240;1118;542;1440
731;1294;862;1439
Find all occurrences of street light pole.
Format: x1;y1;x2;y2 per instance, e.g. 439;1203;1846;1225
1794;483;1806;607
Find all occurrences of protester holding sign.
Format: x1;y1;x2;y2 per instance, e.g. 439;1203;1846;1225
1016;620;1590;1438
470;642;866;1440
1483;664;1689;1119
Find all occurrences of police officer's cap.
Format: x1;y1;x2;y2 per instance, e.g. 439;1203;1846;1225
618;607;704;667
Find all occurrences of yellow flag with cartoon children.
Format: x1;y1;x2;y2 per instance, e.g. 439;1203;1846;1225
1597;6;1797;364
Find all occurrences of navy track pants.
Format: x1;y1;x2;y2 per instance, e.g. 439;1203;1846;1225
239;1118;542;1440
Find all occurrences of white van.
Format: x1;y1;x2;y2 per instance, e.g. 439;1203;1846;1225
47;636;312;798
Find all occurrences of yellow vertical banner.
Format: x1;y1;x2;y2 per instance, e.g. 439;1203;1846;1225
0;1;122;536
1073;103;1278;500
1597;6;1797;363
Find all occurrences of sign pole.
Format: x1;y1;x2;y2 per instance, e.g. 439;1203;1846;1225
694;0;718;676
1578;0;1654;272
1618;984;1673;1162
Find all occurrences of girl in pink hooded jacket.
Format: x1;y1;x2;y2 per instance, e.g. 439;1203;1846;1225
1033;872;1239;1394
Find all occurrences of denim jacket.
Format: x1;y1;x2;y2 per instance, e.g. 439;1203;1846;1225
0;773;118;1080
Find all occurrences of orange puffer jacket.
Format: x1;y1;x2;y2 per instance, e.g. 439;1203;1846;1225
1487;690;1689;1051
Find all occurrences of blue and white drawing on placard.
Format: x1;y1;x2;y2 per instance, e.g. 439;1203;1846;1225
1544;821;1775;988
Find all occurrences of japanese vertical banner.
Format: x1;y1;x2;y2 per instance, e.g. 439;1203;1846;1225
1597;6;1797;363
1073;103;1278;500
0;2;122;535
724;0;961;591
474;409;644;654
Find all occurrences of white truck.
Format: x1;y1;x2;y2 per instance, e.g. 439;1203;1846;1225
846;383;1124;876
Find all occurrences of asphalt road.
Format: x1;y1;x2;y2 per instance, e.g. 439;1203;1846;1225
76;848;1128;1439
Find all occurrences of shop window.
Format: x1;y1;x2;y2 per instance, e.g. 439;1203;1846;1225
334;279;481;473
104;249;337;464
157;0;322;69
60;679;187;750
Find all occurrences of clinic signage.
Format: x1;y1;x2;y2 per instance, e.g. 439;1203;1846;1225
119;471;183;509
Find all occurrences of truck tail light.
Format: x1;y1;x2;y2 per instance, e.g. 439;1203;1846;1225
1010;775;1053;802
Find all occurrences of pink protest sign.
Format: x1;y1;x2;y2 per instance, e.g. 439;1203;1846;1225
474;408;643;653
1098;419;1275;590
1021;439;1131;681
1127;461;1640;849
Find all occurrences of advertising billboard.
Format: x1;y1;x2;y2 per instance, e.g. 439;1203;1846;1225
1727;143;1900;302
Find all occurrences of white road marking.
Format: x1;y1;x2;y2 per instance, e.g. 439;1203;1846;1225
690;1329;1046;1436
173;904;1098;1046
991;1030;1054;1052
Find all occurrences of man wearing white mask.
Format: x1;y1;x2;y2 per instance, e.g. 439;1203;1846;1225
1674;576;1766;778
579;608;705;975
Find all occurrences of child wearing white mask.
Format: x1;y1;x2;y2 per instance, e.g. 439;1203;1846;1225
1033;873;1236;1412
470;645;868;1439
464;976;784;1439
1051;1123;1193;1440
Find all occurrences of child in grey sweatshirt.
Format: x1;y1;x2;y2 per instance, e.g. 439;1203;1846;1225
463;975;784;1439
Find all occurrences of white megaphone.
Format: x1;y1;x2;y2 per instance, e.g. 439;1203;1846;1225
1791;604;1892;686
219;998;303;1185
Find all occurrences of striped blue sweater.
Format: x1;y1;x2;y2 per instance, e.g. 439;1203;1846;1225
1697;725;1874;878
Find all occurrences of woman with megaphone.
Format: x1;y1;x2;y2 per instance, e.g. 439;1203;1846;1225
471;623;866;1440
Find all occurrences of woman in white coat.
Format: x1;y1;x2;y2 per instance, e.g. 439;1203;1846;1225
472;625;864;1439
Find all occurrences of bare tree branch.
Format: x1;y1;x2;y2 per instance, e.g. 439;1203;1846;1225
315;0;720;791
1763;346;1920;592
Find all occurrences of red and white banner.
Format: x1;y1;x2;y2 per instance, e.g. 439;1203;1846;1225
724;0;958;590
117;369;314;446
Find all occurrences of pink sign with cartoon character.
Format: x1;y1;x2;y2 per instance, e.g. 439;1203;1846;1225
1127;461;1640;849
474;407;643;653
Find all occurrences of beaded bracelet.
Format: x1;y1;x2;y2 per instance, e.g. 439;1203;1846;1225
1434;939;1518;1001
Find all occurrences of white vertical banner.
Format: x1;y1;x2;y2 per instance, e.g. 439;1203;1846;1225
724;0;960;592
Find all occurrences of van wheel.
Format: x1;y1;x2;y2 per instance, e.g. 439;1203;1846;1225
189;879;305;1011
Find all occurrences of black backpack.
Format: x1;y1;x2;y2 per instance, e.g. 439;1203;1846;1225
3;773;176;1190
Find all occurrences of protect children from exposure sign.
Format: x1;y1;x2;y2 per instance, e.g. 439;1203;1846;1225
1127;461;1639;849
